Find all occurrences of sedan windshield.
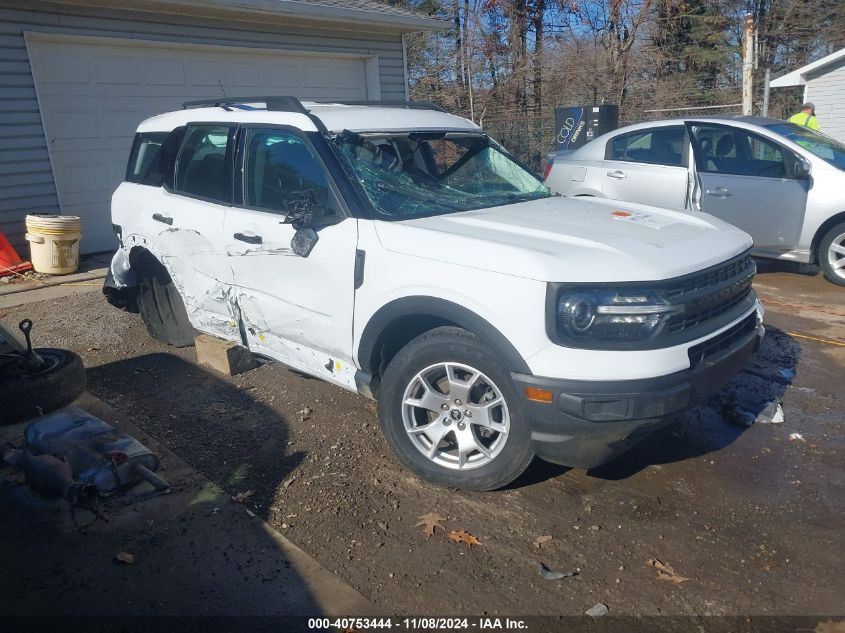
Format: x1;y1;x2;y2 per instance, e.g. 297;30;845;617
330;131;550;218
765;122;845;170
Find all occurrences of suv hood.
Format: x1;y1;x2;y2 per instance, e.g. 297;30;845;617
374;196;752;283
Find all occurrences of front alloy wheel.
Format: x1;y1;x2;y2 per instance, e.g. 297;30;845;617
402;362;510;470
378;326;534;491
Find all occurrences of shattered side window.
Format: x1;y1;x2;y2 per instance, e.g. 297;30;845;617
243;129;329;214
330;131;549;219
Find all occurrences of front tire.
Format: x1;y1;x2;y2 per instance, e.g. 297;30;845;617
819;221;845;286
377;327;533;491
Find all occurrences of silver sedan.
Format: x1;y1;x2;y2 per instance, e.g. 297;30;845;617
544;116;845;286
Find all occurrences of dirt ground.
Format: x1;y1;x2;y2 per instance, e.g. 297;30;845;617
2;263;843;617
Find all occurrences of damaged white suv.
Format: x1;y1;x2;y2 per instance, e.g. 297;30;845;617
106;97;764;490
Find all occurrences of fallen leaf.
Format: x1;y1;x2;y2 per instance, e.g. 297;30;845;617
115;551;135;565
231;489;255;503
646;558;690;584
815;620;845;633
448;529;481;547
534;535;553;547
415;512;446;538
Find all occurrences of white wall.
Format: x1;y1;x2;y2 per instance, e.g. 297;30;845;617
806;57;845;142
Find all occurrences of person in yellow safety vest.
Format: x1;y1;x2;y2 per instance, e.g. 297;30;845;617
788;102;821;131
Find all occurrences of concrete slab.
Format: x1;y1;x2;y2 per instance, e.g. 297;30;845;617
0;268;106;309
0;393;375;618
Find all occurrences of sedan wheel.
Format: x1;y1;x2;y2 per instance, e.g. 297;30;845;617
820;222;845;287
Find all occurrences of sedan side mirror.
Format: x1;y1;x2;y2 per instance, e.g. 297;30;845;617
794;156;812;180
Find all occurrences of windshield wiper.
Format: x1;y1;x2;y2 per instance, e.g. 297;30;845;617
472;191;548;205
374;180;466;211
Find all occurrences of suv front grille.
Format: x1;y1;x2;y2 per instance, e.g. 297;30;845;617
663;251;756;337
688;313;757;369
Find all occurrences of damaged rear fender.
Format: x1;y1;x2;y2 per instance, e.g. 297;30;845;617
103;242;178;311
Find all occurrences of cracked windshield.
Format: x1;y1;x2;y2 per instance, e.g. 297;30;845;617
331;131;550;217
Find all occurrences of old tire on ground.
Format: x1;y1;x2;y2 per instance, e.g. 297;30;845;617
0;349;86;424
819;221;845;287
136;260;197;347
377;326;534;491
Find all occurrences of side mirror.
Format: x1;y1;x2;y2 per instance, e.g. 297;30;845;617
794;156;812;180
282;191;320;257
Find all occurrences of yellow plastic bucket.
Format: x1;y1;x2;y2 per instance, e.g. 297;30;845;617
25;214;82;275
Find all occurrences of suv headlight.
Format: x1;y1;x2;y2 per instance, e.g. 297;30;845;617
554;289;679;344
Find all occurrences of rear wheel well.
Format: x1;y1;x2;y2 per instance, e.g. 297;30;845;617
811;212;845;263
129;247;169;280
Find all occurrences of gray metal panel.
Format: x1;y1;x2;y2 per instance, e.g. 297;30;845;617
0;0;407;253
805;58;845;142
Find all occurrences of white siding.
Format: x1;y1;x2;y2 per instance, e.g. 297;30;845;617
0;0;408;253
805;57;845;142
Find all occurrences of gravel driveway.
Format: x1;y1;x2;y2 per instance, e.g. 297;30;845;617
2;268;843;618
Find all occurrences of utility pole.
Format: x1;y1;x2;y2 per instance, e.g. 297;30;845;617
762;68;771;117
742;13;754;115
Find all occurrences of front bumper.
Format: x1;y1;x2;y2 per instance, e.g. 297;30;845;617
512;312;763;470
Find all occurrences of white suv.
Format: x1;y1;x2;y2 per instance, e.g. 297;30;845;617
106;97;764;490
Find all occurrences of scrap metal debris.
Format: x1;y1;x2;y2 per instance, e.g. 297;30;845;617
646;558;691;584
2;407;171;528
585;603;609;618
25;407;169;495
537;562;577;580
1;442;103;526
728;399;785;427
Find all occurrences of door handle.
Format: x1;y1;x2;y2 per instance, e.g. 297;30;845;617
704;187;731;198
233;232;262;245
152;213;173;225
606;170;627;179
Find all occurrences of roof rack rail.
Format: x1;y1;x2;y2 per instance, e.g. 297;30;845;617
182;95;329;132
180;96;450;131
310;99;448;113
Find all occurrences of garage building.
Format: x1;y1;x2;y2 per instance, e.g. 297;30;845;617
0;0;444;254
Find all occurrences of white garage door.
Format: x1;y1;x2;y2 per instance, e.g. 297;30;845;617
27;33;373;253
